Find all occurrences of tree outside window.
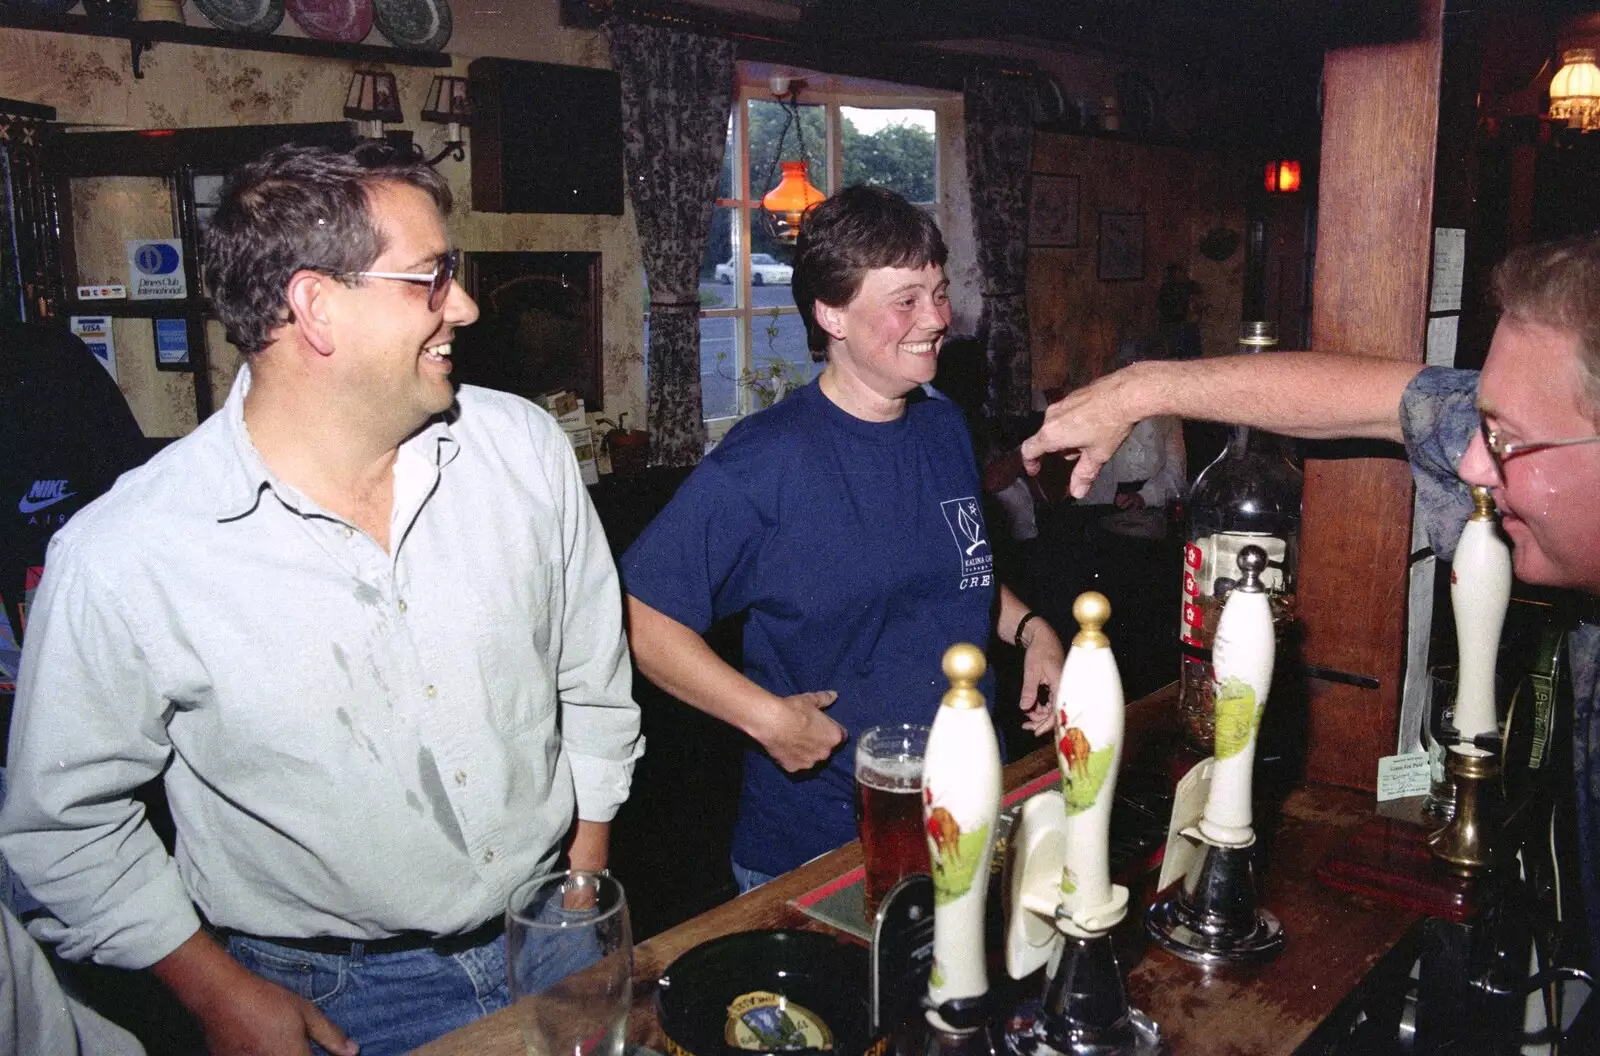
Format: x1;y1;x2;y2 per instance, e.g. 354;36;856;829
641;79;942;427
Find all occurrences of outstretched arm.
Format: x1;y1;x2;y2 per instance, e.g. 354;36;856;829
1019;352;1423;498
626;596;844;772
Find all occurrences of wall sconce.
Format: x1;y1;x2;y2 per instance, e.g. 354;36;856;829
344;69;403;141
1548;48;1600;133
760;74;826;243
421;74;472;165
1263;160;1302;194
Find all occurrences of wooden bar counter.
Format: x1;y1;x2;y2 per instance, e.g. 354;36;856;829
417;685;1420;1055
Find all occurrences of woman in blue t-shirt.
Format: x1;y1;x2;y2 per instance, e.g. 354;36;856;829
621;186;1064;887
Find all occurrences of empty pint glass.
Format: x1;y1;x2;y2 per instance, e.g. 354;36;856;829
854;723;931;924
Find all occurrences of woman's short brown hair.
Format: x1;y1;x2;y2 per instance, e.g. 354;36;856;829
792;185;947;357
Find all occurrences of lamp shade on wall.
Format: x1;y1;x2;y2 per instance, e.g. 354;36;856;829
419;74;471;164
761;159;825;241
1549;48;1600;133
421;75;471;126
344;69;403;140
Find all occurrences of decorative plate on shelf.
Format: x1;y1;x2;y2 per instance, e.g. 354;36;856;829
286;0;372;43
373;0;450;51
193;0;285;33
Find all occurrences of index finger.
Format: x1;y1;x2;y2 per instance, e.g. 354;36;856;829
1017;432;1056;467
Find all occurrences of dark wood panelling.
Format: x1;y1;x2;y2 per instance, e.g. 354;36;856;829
1300;0;1445;790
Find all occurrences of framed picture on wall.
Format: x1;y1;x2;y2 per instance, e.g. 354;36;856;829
451;251;605;411
1098;212;1145;281
1028;174;1079;248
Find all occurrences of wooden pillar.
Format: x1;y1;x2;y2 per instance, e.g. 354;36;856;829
1299;0;1445;790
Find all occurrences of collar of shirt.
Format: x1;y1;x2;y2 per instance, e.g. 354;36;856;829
211;364;459;524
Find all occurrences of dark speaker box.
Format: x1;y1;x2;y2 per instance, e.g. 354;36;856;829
468;57;625;215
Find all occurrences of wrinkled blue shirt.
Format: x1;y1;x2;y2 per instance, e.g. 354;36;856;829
1401;366;1600;972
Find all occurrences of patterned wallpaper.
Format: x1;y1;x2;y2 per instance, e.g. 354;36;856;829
1027;131;1249;396
0;13;644;438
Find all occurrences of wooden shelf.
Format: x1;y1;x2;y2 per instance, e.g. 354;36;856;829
0;96;57;121
62;298;209;319
0;10;452;77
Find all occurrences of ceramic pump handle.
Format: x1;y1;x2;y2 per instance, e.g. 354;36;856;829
923;643;1002;1021
1451;487;1511;755
1200;545;1274;846
1054;592;1126;932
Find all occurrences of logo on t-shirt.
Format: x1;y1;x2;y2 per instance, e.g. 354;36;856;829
18;479;76;515
940;497;993;590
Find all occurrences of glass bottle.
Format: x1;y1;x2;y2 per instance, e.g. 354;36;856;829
1176;322;1303;751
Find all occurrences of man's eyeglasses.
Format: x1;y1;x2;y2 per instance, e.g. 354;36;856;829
347;249;460;312
1479;416;1600;477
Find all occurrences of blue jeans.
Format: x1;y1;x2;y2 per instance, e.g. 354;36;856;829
224;933;508;1056
731;860;777;894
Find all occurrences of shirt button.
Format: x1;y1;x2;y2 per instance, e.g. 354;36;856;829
424;685;437;698
342;526;354;539
455;770;467;786
397;598;407;613
482;849;495;864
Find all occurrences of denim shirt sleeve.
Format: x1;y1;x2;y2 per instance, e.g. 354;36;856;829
1399;366;1480;561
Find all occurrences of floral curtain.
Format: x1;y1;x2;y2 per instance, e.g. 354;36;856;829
610;21;736;466
962;71;1034;423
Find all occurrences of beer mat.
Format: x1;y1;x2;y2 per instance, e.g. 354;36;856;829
789;769;1067;940
792;867;873;941
789;767;1172;939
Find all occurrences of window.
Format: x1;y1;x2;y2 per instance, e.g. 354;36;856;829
642;74;946;429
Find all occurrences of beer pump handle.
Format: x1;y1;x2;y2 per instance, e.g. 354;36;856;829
923;644;1002;1030
1054;592;1127;934
1004;592;1129;979
1450;487;1511;755
1198;546;1274;847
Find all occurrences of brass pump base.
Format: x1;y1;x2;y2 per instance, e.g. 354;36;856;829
1427;750;1499;875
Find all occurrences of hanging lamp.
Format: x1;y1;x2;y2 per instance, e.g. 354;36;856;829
759;76;826;242
762;161;826;239
1549;48;1600;132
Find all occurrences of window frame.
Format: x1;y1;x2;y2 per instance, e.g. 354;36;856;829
692;78;955;436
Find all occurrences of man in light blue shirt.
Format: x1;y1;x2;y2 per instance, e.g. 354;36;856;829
0;145;642;1055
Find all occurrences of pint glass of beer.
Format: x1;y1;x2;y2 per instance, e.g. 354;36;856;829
854;723;932;923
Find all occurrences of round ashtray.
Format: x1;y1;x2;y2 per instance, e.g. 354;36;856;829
656;929;881;1056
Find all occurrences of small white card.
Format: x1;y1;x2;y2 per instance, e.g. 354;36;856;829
1376;751;1432;802
69;315;116;381
1429;227;1466;313
1156;757;1214;893
76;284;126;300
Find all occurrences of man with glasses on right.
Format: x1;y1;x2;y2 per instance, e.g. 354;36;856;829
1020;232;1600;1019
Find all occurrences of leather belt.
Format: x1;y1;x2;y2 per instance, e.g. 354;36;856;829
214;915;504;958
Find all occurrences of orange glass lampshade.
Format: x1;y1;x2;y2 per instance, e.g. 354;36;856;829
762;160;827;239
1263;160;1302;193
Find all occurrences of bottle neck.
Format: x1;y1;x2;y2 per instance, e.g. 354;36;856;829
1226;424;1251;455
1224;422;1297;462
1226;338;1276;457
